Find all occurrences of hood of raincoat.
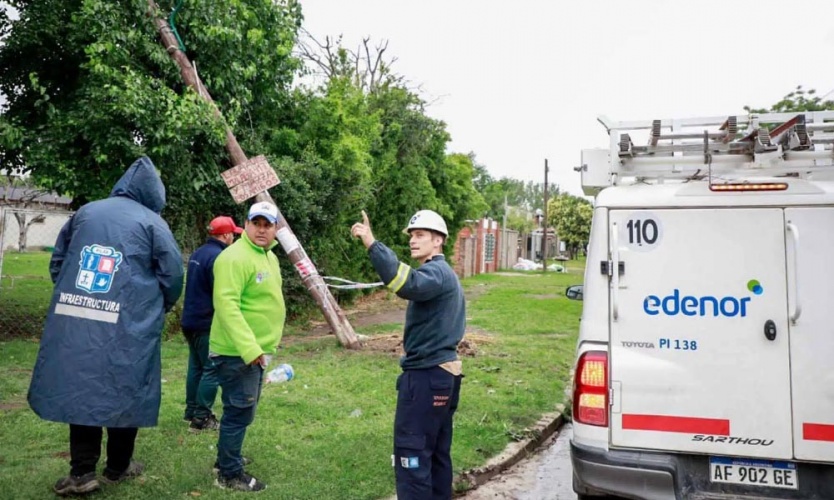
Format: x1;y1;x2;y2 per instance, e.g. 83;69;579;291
109;156;166;214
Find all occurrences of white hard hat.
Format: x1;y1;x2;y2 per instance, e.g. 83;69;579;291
403;210;448;237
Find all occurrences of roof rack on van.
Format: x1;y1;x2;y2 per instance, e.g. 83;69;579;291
577;111;834;195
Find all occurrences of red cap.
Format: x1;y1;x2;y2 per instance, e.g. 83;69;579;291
208;216;243;236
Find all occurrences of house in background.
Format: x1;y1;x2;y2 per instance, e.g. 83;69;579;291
0;186;73;251
452;218;508;279
0;186;72;210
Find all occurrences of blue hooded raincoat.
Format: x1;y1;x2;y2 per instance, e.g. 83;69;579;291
27;156;184;428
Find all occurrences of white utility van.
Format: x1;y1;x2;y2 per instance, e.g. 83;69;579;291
569;111;834;499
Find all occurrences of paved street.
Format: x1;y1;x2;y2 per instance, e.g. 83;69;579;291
461;424;577;500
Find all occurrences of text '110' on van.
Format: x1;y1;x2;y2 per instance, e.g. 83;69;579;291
568;111;834;500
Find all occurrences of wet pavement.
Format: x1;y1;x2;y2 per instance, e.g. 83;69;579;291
460;424;577;499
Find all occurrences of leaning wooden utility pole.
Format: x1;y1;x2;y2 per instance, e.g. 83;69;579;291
146;1;360;349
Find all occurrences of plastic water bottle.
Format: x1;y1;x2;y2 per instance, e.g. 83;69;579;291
266;363;294;384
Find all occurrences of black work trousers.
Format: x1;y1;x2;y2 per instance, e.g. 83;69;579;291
69;424;138;477
393;366;463;500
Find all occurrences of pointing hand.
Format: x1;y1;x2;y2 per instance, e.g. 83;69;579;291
351;210;376;249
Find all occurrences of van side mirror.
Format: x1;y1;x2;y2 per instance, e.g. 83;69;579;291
566;284;584;301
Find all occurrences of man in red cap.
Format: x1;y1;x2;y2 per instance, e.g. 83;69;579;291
181;215;243;432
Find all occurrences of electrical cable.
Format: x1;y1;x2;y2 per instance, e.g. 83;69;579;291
168;0;186;53
321;276;383;290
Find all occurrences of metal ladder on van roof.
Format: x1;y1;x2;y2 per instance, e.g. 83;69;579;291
578;111;834;194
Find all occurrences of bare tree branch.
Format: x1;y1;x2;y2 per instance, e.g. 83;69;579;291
25;214;45;229
297;30;405;94
296;28;342;80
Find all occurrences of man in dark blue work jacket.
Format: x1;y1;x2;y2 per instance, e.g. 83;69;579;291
352;209;465;500
181;215;242;431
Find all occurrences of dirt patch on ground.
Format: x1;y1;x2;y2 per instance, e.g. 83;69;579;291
283;307;407;348
362;329;495;357
288;287;497;355
0;402;25;411
360;334;402;356
465;283;491;302
304;291;407;337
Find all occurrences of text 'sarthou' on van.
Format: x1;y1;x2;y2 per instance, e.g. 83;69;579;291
568;110;834;500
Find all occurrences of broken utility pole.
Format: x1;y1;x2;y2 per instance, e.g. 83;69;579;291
147;1;360;349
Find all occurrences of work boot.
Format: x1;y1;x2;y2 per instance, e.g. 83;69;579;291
189;414;220;433
102;460;144;484
215;472;266;492
53;472;100;496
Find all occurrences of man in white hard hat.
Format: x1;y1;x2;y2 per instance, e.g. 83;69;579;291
351;209;465;500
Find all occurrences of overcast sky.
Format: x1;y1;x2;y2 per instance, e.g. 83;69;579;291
300;0;834;195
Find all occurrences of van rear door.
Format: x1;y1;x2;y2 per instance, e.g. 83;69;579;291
785;207;834;462
608;208;793;459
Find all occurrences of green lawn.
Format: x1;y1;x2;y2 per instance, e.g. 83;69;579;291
1;250;53;277
0;251;54;337
0;266;583;499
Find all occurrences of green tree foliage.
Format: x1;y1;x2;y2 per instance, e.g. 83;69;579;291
745;86;834;114
1;2;486;316
441;153;489;235
262;76;379;304
1;1;361;315
505;210;536;234
0;0;302;251
296;34;486;267
547;193;592;259
364;73;485;261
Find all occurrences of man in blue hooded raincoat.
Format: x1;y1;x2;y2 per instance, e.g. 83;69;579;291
27;156;184;496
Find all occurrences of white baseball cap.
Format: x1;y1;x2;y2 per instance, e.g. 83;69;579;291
248;202;279;223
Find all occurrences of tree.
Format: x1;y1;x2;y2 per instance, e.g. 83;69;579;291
504;209;536;233
263;76;379;302
547;193;592;259
745;86;834;114
295;33;485;267
364;73;465;256
1;2;487;316
0;0;301;243
0;175;51;251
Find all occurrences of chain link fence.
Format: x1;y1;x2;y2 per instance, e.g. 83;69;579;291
0;207;73;338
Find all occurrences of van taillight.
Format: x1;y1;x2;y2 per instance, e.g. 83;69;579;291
573;351;608;427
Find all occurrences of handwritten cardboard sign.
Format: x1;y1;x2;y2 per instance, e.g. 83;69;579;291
221;155;280;203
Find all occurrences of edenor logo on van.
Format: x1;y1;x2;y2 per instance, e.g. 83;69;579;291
643;281;762;318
